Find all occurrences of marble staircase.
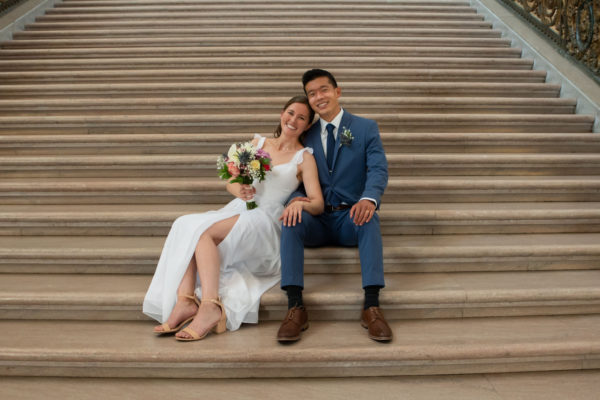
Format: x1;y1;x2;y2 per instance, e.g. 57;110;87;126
1;0;599;380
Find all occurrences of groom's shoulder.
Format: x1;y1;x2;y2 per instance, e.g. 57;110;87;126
344;110;378;131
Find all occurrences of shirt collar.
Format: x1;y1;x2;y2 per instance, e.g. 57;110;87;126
319;108;344;135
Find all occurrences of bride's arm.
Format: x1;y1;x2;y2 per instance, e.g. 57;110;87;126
279;153;324;226
298;153;324;215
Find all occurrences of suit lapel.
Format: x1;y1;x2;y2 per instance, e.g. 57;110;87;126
331;111;353;171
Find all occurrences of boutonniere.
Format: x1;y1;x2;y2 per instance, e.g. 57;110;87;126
339;126;354;147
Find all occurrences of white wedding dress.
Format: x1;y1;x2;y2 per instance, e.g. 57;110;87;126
143;135;313;331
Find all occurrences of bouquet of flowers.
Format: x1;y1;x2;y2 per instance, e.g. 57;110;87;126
217;142;272;210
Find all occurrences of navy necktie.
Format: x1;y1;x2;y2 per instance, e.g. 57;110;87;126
326;123;335;171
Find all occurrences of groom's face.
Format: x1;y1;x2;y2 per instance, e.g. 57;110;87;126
304;76;341;122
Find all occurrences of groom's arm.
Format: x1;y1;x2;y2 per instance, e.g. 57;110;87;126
361;120;388;207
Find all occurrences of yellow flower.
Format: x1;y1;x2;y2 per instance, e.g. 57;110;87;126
250;160;261;171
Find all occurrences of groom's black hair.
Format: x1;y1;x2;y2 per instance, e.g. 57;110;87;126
302;69;338;93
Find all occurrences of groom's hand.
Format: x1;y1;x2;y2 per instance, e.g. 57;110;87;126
350;199;376;226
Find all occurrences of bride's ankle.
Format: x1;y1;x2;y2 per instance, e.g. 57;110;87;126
198;301;221;316
176;293;199;305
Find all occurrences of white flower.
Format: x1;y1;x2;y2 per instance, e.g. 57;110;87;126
340;126;354;147
227;143;239;165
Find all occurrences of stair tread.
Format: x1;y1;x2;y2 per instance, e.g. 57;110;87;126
1;316;598;367
3;175;600;184
3;36;510;47
1;45;518;54
0;56;532;67
0;67;546;76
1;270;599;305
2;233;600;255
0;96;576;105
6;153;600;164
1;132;597;144
13;27;503;36
0;114;590;124
3;371;600;400
0;82;554;89
2;202;599;216
52;4;474;12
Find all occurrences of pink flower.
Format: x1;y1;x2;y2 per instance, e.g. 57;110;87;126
256;149;271;159
228;162;240;178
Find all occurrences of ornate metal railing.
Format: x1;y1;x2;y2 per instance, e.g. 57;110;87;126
0;0;26;16
499;0;599;79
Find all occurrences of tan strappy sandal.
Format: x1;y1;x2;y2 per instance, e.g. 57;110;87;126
176;298;227;342
154;294;200;335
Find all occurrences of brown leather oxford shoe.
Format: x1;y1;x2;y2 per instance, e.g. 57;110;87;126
277;306;309;342
361;306;393;342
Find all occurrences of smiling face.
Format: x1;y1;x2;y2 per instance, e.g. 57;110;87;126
280;102;312;138
304;76;342;122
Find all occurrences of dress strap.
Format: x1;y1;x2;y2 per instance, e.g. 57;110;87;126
253;134;267;149
292;147;314;165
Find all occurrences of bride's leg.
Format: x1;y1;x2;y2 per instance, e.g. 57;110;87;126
176;215;239;339
153;257;200;333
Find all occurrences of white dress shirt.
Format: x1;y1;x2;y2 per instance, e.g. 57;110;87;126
319;108;344;157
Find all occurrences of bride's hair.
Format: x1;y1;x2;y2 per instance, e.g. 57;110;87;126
274;95;315;142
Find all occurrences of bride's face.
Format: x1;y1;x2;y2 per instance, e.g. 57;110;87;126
280;103;311;138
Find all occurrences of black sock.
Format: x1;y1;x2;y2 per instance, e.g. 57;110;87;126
364;285;381;309
284;285;303;309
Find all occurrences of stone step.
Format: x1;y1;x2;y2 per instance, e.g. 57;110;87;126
3;132;598;155
12;27;504;39
2;176;600;204
0;46;522;60
0;315;598;377
389;154;600;176
37;11;484;22
1;233;599;274
2;203;599;236
56;0;471;3
382;132;600;153
0;36;513;49
55;0;472;5
27;18;492;31
49;4;478;14
0;81;553;99
1;270;599;321
0;114;590;135
0;68;547;84
0;56;533;71
0;97;575;116
3;153;600;178
4;371;600;400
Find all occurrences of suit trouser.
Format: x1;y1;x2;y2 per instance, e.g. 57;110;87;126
280;210;385;289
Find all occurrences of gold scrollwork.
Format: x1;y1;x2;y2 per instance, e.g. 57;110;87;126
538;0;562;27
505;0;599;77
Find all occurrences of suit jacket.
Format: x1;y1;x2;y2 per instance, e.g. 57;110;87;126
300;110;388;209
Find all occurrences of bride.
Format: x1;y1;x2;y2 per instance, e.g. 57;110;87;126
143;96;324;341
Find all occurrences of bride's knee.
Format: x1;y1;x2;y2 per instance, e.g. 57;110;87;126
172;214;193;229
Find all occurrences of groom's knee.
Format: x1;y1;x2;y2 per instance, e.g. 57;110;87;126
281;211;313;237
352;213;381;237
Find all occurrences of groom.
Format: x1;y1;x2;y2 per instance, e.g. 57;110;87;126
277;69;392;342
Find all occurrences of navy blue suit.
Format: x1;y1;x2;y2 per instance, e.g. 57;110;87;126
280;110;388;288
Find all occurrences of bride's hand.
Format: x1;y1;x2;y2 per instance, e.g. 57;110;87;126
235;184;256;201
279;198;309;227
